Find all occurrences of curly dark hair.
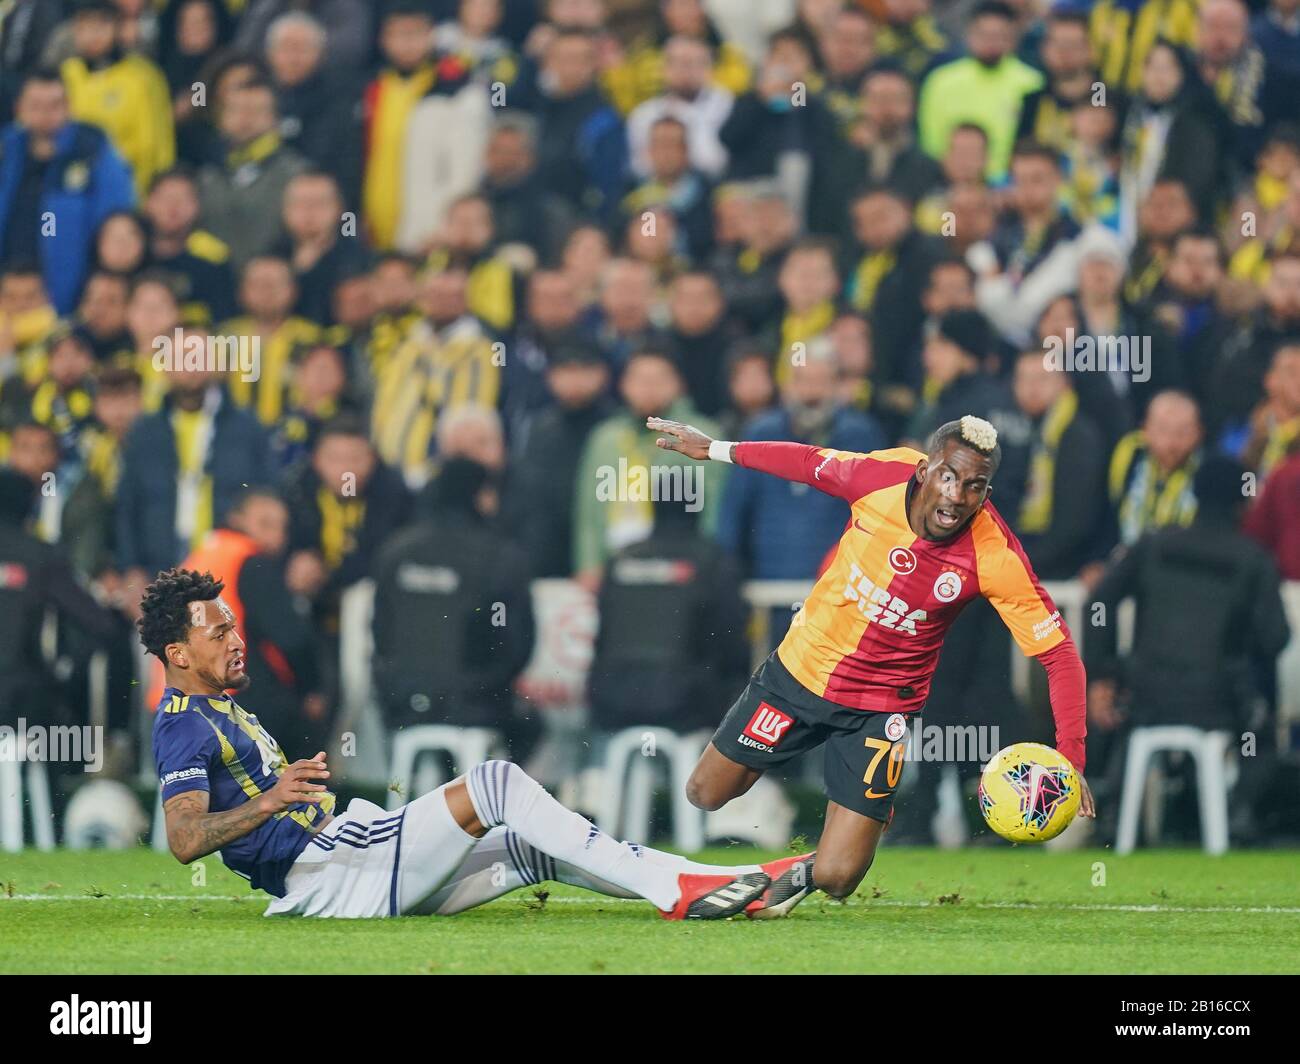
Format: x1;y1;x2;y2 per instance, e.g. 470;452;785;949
138;568;225;660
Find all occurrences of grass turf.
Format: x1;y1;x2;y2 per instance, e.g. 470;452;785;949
1;846;1297;974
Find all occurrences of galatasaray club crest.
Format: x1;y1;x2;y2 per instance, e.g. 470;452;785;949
933;570;962;602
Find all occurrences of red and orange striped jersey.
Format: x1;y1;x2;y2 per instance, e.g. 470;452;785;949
740;441;1069;711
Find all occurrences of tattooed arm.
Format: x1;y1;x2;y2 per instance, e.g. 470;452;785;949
162;753;330;864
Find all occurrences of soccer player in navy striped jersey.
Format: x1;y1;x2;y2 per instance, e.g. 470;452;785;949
146;567;792;919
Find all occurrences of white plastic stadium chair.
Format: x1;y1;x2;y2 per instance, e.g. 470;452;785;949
0;744;56;852
599;727;708;852
387;725;505;810
1115;726;1232;855
152;789;169;852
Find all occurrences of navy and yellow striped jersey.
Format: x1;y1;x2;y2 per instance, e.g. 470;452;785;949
152;689;337;896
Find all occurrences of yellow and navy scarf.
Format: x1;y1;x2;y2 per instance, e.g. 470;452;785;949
172;405;215;553
1090;0;1201;93
317;487;366;571
371;319;501;486
425;249;516;333
1019;390;1079;534
83;428;122;497
1259;415;1300;479
226;129;281;171
848;249;897;314
776;301;836;389
1111;431;1200;545
223;316;322;426
31;381;94;440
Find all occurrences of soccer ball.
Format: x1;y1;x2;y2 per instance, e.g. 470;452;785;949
977;742;1080;843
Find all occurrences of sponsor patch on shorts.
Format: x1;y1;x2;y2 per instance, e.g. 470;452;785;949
740;702;793;751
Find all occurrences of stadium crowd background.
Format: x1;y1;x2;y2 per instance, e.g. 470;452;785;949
1;0;1300;847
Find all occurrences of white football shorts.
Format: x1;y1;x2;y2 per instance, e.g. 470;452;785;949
264;783;476;918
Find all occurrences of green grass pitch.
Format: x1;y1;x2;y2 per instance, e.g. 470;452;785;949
1;846;1297;973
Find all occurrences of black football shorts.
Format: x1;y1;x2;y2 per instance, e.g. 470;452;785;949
711;652;913;822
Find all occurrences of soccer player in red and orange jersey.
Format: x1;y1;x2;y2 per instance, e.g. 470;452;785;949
648;413;1095;917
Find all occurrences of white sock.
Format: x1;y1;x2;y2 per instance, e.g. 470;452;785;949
629;842;763;879
465;760;709;911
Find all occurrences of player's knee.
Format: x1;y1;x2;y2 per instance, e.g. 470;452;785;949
685;771;729;812
462;759;528;825
812;855;872;900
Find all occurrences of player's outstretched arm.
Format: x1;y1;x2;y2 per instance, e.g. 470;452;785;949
648;416;874;500
163;754;330;864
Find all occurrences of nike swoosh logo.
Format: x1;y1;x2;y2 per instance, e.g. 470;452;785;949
852;519;874;535
1028;764;1048;814
865;789;892;799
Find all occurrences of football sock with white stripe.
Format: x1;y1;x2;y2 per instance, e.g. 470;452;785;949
465;760;684;911
420;827;636;915
417;828;548;915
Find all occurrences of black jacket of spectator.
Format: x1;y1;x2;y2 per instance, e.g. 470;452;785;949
1121;51;1231;224
501;324;589;446
152;243;238;326
275;68;364;209
482;171;575;265
274;231;371;326
710;242;789;334
1016;404;1108;579
371;493;534;732
0;471;121;725
587;508;750;734
533;86;627;220
814;139;945;238
670;322;737;418
1069;299;1184;448
719;89;838;186
282;455;411;598
1086;511;1290;730
236;551;323;753
1210;305;1300;432
856;227;947;390
114;390;273;575
1142;283;1239;415
508;394;616;578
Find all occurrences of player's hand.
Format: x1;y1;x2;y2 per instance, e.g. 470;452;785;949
647;417;713;461
1077;775;1096;819
259;752;329;814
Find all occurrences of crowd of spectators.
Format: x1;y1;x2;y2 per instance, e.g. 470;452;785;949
2;0;1299;841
